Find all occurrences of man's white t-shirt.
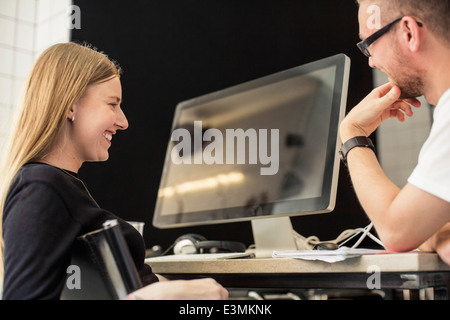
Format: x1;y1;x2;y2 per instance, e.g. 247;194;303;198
408;89;450;203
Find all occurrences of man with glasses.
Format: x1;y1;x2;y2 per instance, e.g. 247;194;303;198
339;0;450;264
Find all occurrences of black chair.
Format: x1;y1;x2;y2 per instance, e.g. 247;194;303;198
60;219;143;300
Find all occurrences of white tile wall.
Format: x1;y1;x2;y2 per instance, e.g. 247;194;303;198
16;22;35;51
0;19;15;45
373;69;433;187
0;0;71;151
0;47;14;75
0;106;11;133
0;76;12;105
0;1;15;17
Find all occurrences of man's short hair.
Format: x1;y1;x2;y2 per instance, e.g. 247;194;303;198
357;0;450;44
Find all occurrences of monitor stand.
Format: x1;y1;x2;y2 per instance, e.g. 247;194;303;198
251;216;297;258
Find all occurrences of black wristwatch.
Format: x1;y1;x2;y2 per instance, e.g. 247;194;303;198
339;136;375;167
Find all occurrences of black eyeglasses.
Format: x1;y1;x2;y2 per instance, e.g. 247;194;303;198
357;17;423;57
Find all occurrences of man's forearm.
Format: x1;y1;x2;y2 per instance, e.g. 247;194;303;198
344;141;406;247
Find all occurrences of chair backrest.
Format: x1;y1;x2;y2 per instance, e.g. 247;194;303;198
60;219;143;300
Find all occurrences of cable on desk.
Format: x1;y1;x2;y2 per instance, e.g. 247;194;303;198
292;222;384;250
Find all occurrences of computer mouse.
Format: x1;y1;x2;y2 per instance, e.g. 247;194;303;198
313;242;339;250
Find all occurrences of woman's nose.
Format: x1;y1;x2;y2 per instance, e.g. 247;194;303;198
116;107;129;130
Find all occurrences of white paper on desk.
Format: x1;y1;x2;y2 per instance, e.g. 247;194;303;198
272;246;386;263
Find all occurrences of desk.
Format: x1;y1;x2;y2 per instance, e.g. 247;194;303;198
146;252;450;300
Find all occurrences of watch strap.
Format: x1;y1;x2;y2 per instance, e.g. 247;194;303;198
339;136;375;166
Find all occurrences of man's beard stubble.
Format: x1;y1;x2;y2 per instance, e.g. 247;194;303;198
390;45;426;99
392;71;425;99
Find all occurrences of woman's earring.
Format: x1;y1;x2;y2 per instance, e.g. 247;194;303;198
71;116;75;122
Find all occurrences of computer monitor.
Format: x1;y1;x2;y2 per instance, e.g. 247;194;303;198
153;54;351;257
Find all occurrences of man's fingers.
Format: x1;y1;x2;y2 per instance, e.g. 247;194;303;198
403;97;422;108
384;85;402;103
392;98;423;117
374;82;395;97
379;86;422;119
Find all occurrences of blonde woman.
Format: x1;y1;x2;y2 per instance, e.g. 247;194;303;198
0;42;228;300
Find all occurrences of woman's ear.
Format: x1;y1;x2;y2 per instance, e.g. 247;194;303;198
67;105;76;122
68;99;80;122
67;110;74;122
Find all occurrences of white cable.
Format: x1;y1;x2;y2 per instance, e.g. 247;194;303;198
350;222;373;248
349;223;385;248
292;222;384;250
337;225;371;248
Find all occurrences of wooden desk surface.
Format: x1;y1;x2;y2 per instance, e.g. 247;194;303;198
146;252;450;274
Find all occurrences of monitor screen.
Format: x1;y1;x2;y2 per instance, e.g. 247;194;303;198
153;54;350;257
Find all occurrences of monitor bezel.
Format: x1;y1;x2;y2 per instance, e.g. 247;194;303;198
153;53;350;229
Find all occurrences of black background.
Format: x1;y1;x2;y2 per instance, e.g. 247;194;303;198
71;0;376;252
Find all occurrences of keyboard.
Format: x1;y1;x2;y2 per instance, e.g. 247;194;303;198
145;251;255;263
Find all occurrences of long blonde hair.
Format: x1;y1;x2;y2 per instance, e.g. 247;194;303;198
0;42;122;284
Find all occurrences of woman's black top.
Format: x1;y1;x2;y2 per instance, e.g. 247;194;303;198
2;162;158;299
